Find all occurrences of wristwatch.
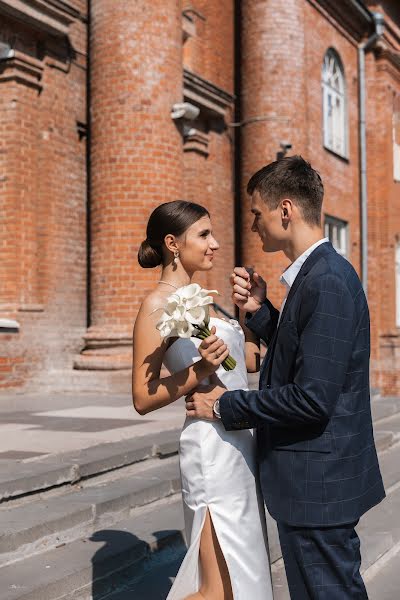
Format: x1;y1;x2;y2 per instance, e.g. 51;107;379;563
213;399;221;419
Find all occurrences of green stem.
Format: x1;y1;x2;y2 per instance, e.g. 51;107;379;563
194;327;236;371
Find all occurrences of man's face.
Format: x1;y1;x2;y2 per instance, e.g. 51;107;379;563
250;191;285;253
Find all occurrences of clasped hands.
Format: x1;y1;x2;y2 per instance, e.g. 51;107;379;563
185;267;267;420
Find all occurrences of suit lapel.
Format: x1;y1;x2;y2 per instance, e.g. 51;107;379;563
278;241;333;326
261;242;333;385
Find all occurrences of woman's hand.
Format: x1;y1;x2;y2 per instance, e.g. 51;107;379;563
198;326;230;373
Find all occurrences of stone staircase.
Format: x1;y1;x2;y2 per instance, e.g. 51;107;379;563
1;393;400;600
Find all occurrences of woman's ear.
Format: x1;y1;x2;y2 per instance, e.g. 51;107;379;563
164;233;178;254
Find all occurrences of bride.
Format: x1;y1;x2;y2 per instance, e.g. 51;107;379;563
132;200;273;600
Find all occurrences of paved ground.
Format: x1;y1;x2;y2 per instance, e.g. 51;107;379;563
0;392;185;458
1;390;399;599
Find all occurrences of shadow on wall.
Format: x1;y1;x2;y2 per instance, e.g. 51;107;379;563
90;528;185;599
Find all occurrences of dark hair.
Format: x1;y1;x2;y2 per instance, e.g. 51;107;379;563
247;155;324;226
138;200;210;268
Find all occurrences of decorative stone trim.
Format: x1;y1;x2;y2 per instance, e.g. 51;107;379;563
0;49;44;90
74;329;132;371
0;0;74;37
0;318;20;331
18;304;45;312
376;42;400;79
315;0;373;41
73;353;132;371
182;13;196;43
0;303;17;312
183;126;210;157
183;69;234;118
83;329;133;350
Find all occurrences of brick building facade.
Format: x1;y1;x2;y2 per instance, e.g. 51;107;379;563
1;0;400;395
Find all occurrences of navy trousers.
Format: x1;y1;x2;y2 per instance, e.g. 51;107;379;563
277;521;368;599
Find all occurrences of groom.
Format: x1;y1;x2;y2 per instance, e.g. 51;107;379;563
185;156;385;599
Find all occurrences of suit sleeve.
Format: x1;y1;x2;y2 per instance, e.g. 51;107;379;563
245;299;279;345
220;273;356;430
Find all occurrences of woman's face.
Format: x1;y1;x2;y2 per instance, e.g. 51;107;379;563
179;216;220;272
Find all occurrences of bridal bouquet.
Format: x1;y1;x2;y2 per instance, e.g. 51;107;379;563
156;283;236;371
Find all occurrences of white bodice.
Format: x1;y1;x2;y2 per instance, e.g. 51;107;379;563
163;317;249;391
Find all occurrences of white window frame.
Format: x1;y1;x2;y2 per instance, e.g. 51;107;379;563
324;215;348;258
322;49;348;159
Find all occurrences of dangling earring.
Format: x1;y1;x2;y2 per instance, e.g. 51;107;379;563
173;250;180;265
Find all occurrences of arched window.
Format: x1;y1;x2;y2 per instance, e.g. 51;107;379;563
322;49;347;158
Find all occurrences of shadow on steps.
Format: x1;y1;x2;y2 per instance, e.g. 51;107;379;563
90;528;185;599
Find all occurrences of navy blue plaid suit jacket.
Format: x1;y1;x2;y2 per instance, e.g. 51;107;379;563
220;242;385;527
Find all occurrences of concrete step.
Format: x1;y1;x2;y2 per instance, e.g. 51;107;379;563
0;434;311;572
372;396;400;424
376;440;400;491
105;439;400;599
0;496;186;600
358;442;400;583
4;443;400;600
1;394;397;600
271;560;290;600
0;456;180;565
0;395;393;505
375;413;400;446
0;493;285;600
359;488;400;576
374;430;395;453
0;429;179;502
101;480;400;600
365;547;400;600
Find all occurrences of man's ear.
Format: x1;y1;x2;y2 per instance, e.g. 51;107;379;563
281;199;293;222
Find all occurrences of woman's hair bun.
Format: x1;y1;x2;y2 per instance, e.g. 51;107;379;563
138;239;162;269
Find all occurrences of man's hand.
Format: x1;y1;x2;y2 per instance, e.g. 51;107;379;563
230;266;267;313
185;384;227;420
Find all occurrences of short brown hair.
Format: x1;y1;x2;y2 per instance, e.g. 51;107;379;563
247;155;324;226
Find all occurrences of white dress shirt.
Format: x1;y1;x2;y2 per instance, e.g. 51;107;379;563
278;238;329;325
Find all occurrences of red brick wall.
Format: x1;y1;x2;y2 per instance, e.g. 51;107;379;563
239;0;308;306
0;9;88;388
182;0;235;310
303;2;361;278
89;0;184;333
365;19;400;393
1;1;400;395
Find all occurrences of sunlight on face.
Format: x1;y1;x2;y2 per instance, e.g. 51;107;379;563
250;191;284;252
180;216;220;272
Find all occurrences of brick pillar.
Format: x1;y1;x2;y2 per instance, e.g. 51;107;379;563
0;54;43;319
240;0;308;304
77;0;184;369
180;0;235;310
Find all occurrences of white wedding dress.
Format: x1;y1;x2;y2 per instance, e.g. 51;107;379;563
164;317;274;600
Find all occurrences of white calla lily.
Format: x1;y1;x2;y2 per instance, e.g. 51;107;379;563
155;283;236;370
186;306;206;325
176;320;196;338
178;283;201;300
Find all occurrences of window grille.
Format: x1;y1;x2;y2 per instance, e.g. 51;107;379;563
322;50;347;158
